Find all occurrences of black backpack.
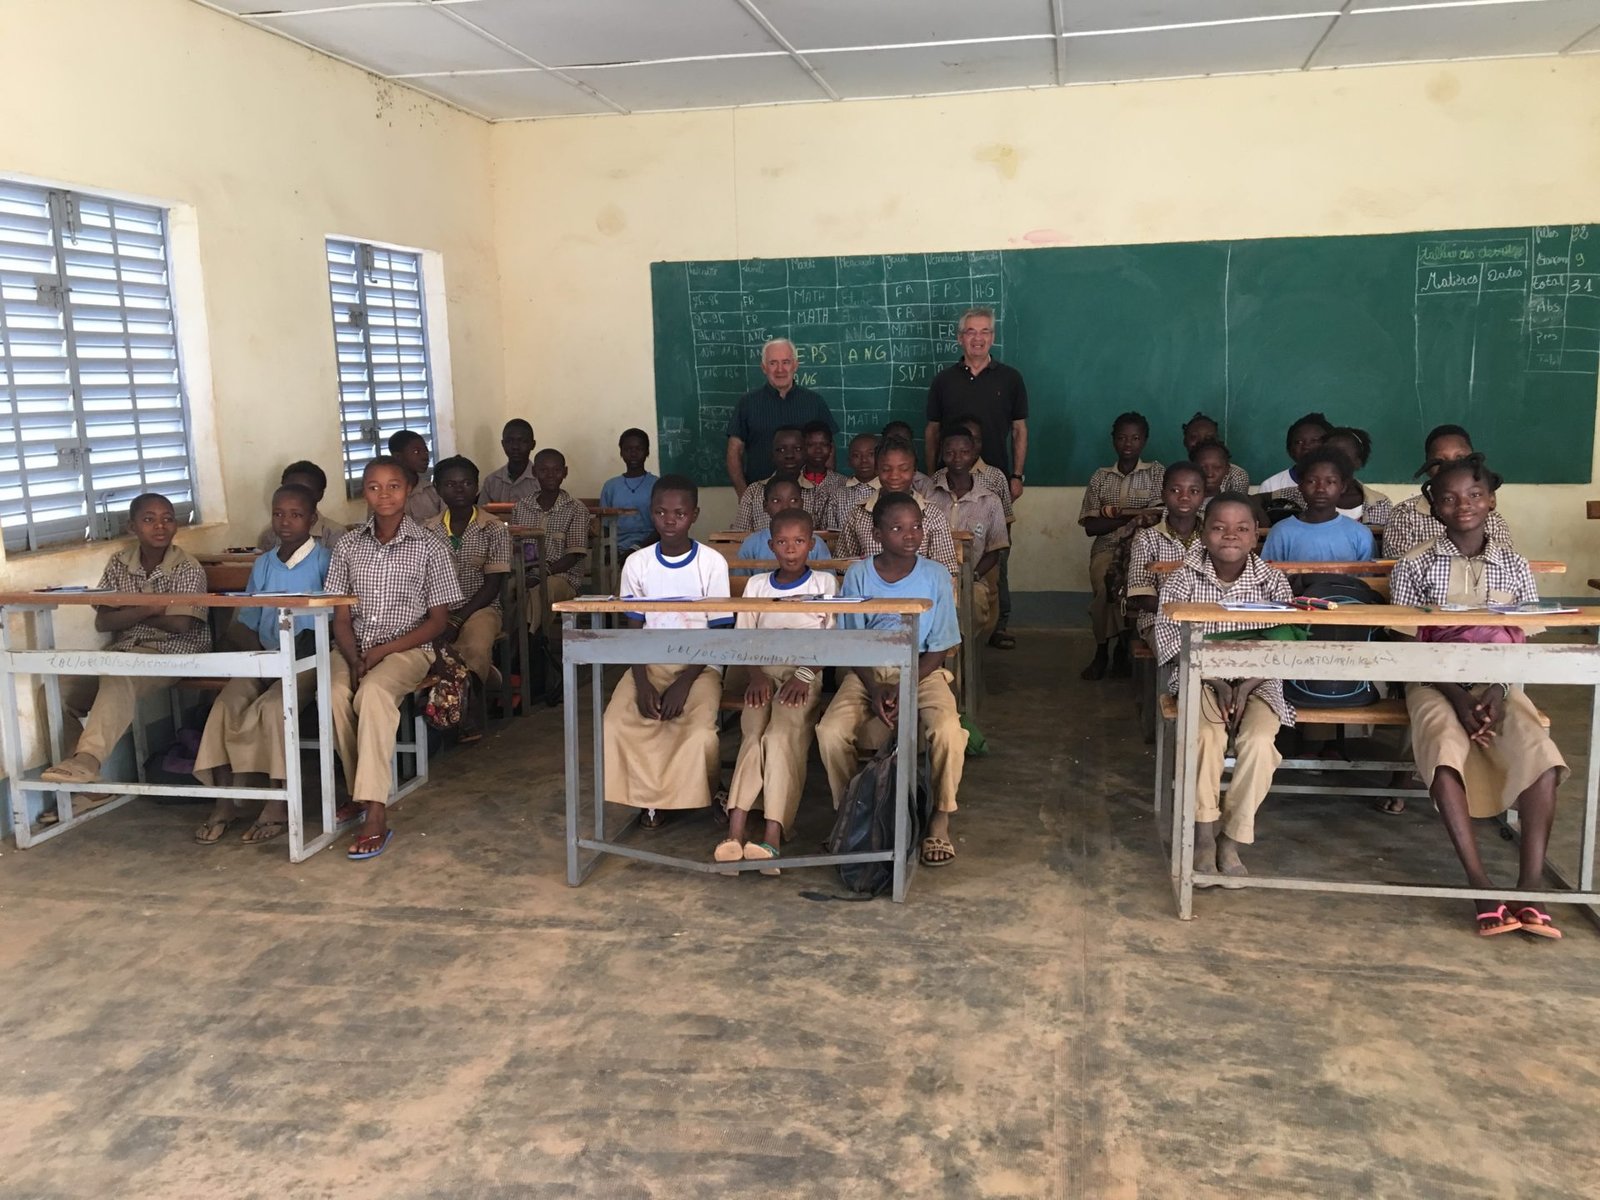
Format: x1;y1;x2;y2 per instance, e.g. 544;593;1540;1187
825;743;929;896
1283;573;1385;708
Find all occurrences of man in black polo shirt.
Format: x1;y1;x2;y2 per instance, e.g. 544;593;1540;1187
925;307;1030;647
725;337;837;496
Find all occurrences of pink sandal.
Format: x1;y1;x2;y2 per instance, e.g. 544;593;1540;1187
1475;904;1522;936
1515;908;1562;940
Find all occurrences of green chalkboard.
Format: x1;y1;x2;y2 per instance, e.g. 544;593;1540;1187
651;226;1598;485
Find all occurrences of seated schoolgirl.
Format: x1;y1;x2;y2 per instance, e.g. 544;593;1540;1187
1256;411;1332;495
1261;446;1375;563
1389;455;1567;939
1125;462;1205;648
1153;493;1296;884
836;436;959;571
1182;414;1249;493
816;492;965;868
1383;424;1514;558
193;483;332;844
719;508;838;873
1190;438;1237;510
603;475;731;830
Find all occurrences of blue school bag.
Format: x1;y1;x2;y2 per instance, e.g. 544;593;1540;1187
1282;573;1385;708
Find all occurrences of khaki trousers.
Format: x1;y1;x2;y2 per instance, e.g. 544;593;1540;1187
75;675;169;763
816;668;964;814
603;664;722;810
193;670;313;785
1194;693;1282;844
727;666;823;831
1087;546;1121;643
974;570;1000;643
328;647;433;807
530;576;577;642
453;607;502;683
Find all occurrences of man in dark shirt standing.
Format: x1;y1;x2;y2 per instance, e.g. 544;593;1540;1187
925;307;1030;648
726;337;837;496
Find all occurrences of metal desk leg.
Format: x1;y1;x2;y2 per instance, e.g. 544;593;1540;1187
1;612;30;845
280;614;304;862
892;617;918;903
592;655;606;843
563;614;582;886
1174;626;1205;920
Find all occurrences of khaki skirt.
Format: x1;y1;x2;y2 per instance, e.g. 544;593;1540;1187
1405;683;1567;818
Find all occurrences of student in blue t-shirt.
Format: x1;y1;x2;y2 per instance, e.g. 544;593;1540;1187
599;427;658;555
1262;446;1374;564
815;491;966;869
734;478;830;575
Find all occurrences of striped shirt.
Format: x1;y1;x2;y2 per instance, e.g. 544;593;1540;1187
1152;544;1296;726
326;515;464;652
1382;496;1514;559
733;474;837;532
510;489;591;591
97;543;211;655
726;383;837;482
1080;461;1166;556
1124;520;1199;636
425;507;512;614
836;490;959;572
1389;533;1538;609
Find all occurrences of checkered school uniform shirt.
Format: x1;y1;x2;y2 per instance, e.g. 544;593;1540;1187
732;475;836;532
326;515;464;652
1124;520;1199;636
425;507;511;613
97;543;212;655
836;491;959;571
1267;482;1394;527
934;463;1015;522
1389;533;1538;609
803;468;851;529
1221;464;1250;494
1080;461;1165;556
1382;496;1515;559
510;489;590;591
1152;543;1296;726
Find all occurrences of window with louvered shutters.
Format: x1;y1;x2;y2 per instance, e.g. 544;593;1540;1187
325;239;435;499
0;181;197;553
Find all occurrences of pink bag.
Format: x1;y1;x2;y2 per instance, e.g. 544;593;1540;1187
1418;624;1525;645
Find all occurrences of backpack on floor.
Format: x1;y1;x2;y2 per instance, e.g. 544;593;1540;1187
825;743;929;897
1283;573;1385;708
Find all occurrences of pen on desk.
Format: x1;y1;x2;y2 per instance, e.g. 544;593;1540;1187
1290;596;1338;610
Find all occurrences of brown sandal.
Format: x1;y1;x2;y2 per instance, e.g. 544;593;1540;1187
920;836;956;867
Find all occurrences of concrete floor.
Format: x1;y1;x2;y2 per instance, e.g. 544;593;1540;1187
3;630;1600;1199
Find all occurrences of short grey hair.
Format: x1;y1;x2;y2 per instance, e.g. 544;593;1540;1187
761;337;796;360
958;307;995;331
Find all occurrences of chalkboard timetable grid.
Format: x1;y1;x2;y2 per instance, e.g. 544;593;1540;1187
652;225;1599;486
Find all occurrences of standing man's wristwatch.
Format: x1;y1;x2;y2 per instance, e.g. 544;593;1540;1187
1010;473;1025;483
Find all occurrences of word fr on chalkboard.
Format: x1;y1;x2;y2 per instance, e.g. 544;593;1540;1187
651;226;1599;487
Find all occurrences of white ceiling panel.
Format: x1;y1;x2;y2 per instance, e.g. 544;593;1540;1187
256;5;530;76
1315;0;1600;66
200;0;396;12
1061;1;1341;34
403;69;615;120
1569;19;1600;49
1063;13;1334;81
451;0;782;67
756;0;1056;48
811;39;1057;98
563;55;826;110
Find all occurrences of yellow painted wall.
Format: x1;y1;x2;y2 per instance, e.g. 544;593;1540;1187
491;56;1600;591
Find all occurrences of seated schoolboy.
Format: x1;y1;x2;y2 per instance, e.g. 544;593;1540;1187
1078;411;1165;680
599;427;659;554
880;420;935;498
1390;455;1567;939
837;436;958;571
1190;439;1237;509
928;427;1009;641
840;431;882;511
511;449;591;643
41;494;211;793
734;478;830;575
1256;411;1332;495
1153;493;1295;884
604;475;732;829
719;508;839;872
1261;446;1375;562
194;484;332;844
425;455;512;740
734;425;818;531
255;460;346;551
1125;462;1205;648
327;457;463;860
947;412;1018;650
801;419;850;529
1383;424;1514;557
389;429;443;523
1273;427;1391;525
481;419;538;505
816;492;966;868
1182;414;1250;493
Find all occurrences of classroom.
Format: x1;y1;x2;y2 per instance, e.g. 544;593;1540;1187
3;0;1600;1195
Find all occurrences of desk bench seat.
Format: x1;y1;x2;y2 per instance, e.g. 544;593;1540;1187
1156;692;1550;728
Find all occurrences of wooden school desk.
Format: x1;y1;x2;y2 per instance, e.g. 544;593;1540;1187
1158;603;1600;924
552;595;932;902
0;590;360;862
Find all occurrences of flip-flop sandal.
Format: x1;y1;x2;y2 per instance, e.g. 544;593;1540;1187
712;789;730;827
42;792;116;826
194;817;240;845
242;820;289;845
335;802;362;825
743;841;781;876
920;836;956;867
347;828;395;860
1376;797;1407;815
1515;907;1563;940
713;838;744;864
988;632;1017;650
1476;904;1523;936
639;808;667;830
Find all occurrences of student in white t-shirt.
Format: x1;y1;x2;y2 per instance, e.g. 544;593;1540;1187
602;476;732;828
717;509;839;873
